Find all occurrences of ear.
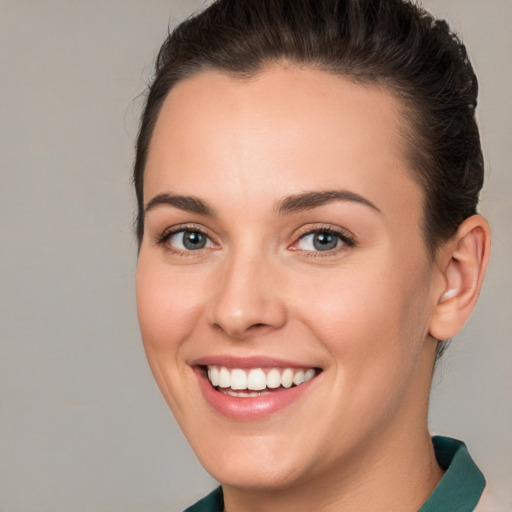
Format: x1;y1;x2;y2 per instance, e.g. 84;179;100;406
429;215;491;341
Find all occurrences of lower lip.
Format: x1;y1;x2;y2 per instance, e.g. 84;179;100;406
195;367;318;420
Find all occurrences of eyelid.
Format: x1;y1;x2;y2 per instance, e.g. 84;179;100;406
290;225;356;253
154;223;355;256
155;224;218;253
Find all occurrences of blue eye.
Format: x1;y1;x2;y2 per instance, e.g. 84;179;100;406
297;230;348;252
167;230;213;251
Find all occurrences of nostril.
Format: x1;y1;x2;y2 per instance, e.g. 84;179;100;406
247;323;270;332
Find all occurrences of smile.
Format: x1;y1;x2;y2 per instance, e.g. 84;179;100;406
194;358;323;419
206;366;318;396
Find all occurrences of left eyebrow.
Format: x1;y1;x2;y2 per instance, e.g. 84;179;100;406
275;190;381;216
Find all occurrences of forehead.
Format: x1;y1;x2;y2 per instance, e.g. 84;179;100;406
144;65;423;225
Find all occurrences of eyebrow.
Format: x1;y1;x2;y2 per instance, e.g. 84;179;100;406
144;189;380;218
144;193;215;216
275;190;381;215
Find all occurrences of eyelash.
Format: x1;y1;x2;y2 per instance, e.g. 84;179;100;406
293;225;355;256
156;224;215;256
156;224;355;256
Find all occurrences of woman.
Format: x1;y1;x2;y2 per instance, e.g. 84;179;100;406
134;0;491;510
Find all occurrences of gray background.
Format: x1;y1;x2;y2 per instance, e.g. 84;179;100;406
0;1;510;510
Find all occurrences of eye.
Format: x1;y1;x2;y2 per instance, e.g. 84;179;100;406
165;229;214;251
295;228;353;252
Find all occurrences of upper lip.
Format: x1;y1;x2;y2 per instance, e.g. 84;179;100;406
191;355;321;369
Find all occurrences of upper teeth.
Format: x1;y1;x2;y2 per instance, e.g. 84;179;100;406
207;366;316;391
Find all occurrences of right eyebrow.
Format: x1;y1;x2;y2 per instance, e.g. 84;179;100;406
144;193;215;217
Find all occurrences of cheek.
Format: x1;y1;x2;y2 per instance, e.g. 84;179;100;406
135;257;210;422
286;259;433;438
136;258;206;351
289;252;432;372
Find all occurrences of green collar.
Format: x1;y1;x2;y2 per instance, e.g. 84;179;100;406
184;487;223;512
418;436;485;511
185;436;485;512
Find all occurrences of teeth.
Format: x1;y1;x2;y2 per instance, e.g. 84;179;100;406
223;390;269;397
304;368;315;382
206;365;318;392
247;368;266;390
281;368;294;388
266;368;281;389
208;366;220;387
293;370;305;386
219;367;231;388
231;369;247;390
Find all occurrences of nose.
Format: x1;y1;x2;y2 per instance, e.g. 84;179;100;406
207;252;287;340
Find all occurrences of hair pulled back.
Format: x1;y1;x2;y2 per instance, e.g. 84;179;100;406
134;0;483;256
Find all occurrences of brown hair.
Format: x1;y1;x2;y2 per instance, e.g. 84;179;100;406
134;0;483;258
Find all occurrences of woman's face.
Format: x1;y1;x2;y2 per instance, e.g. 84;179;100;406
136;66;441;490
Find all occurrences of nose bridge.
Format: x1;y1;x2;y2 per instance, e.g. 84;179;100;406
208;242;286;338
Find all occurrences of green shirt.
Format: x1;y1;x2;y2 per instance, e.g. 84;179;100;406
184;436;485;512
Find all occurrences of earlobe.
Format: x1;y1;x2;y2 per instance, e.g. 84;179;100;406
429;215;490;341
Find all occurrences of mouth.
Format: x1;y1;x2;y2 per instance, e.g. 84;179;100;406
203;365;320;397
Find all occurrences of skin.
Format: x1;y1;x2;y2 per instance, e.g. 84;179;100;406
136;66;489;512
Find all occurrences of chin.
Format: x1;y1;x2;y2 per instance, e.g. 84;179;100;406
207;458;306;491
190;431;314;491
